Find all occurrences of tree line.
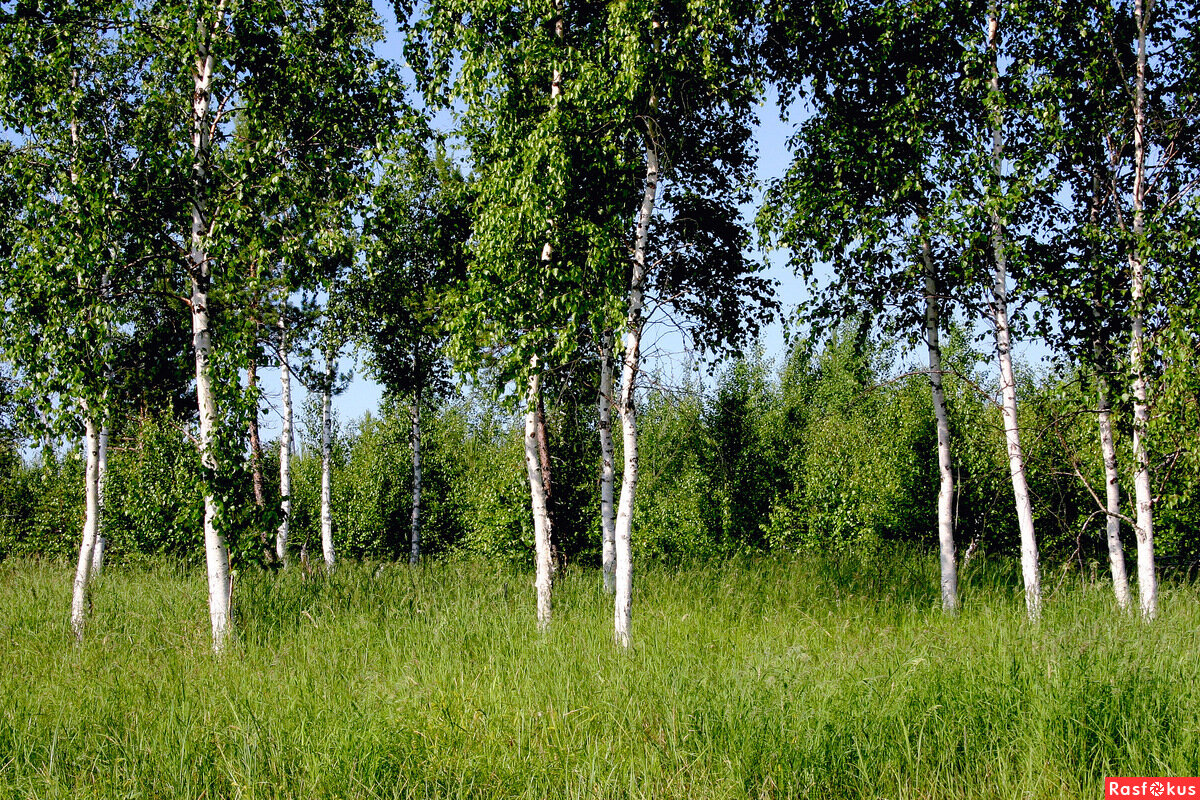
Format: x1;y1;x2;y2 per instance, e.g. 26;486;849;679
0;0;1197;649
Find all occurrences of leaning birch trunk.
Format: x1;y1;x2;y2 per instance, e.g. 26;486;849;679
320;344;335;570
1096;364;1132;611
614;120;659;648
522;0;564;627
1128;0;1156;620
599;330;616;593
525;367;554;628
920;237;957;613
987;7;1041;621
91;420;109;577
190;0;232;652
277;312;292;565
409;389;422;565
71;416;102;639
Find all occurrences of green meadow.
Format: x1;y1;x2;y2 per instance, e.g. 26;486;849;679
2;552;1197;799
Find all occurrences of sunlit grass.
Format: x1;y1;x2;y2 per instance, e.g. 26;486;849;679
1;549;1197;798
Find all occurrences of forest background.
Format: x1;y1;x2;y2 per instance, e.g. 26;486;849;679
0;0;1198;641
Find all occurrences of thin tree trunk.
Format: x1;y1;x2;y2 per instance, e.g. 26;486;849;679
320;343;335;570
1128;0;1156;620
91;420;108;577
1084;163;1131;612
525;366;554;629
247;353;271;561
522;0;563;627
987;7;1041;621
410;389;422;565
277;311;293;565
599;330;616;594
535;392;561;570
69;76;106;585
190;0;232;652
614;115;659;648
71;416;101;640
920;237;957;613
1096;363;1132;611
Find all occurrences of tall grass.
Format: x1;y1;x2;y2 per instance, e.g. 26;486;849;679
1;550;1197;799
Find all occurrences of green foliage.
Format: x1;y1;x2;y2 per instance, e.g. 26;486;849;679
2;554;1199;798
633;386;722;562
764;333;936;555
102;413;204;562
286;395;533;564
0;451;82;561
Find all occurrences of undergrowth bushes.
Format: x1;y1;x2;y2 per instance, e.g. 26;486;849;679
4;329;1200;571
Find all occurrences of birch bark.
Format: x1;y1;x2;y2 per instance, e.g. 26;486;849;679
91;421;109;577
920;237;957;613
1128;0;1156;620
598;330;616;593
70;416;101;640
987;7;1041;621
320;343;335;570
535;393;559;569
525;367;554;628
522;0;563;627
277;311;292;565
614;117;659;648
410;388;422;565
190;0;232;652
1096;366;1132;610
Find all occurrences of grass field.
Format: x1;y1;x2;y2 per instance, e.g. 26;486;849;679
1;550;1197;799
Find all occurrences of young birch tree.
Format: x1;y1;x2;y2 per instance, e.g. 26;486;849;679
0;0;150;637
410;0;631;628
1027;0;1198;617
761;0;977;613
605;0;770;644
359;147;465;565
980;3;1041;620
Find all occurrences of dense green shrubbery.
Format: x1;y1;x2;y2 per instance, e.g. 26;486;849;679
104;413;205;561
0;447;81;560
3;331;1199;571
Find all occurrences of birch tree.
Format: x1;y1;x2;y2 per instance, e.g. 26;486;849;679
127;0;402;646
760;0;977;613
359;147;465;565
0;0;151;637
1033;0;1198;618
597;0;774;644
976;2;1042;620
411;0;632;628
277;306;295;564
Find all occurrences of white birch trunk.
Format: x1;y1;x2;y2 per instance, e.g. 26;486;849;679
410;391;422;565
987;8;1041;621
90;421;109;577
1096;369;1132;611
1128;0;1156;619
921;238;957;613
524;367;554;629
599;330;616;594
277;312;292;565
71;416;101;640
523;0;563;625
321;344;335;571
190;0;232;653
614;124;659;648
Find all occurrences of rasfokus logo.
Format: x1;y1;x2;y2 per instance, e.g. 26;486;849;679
1107;778;1200;798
